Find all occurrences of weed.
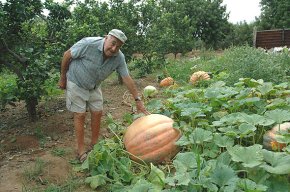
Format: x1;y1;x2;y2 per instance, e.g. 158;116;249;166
51;148;66;157
23;158;46;182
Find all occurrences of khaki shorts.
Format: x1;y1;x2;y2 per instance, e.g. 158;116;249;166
66;81;103;113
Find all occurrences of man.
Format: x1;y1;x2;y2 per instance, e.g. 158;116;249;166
58;29;150;162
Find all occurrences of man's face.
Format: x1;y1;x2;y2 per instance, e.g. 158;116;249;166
103;35;123;58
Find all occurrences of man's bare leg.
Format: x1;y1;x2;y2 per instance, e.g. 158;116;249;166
90;110;102;147
74;112;86;156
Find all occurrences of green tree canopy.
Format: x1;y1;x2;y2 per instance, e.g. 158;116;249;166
259;0;290;29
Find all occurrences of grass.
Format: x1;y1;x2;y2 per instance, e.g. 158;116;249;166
162;46;290;86
23;158;46;183
51;148;67;157
22;175;86;192
21;157;89;192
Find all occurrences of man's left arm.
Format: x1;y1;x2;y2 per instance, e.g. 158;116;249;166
122;75;150;115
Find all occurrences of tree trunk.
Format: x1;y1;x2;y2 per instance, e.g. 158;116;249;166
25;97;38;122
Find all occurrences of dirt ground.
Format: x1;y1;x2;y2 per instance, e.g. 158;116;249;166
0;75;159;192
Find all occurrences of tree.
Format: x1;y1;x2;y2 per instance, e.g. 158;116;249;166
148;0;195;57
191;0;230;49
259;0;290;29
224;22;255;47
152;0;230;51
0;0;71;121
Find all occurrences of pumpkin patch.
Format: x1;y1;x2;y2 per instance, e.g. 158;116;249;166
123;114;181;164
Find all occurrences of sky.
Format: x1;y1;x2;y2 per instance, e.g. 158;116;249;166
222;0;261;23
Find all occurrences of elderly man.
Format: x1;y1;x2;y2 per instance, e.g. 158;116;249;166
59;29;149;162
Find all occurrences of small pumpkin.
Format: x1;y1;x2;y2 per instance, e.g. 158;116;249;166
123;114;181;164
190;71;210;84
160;77;174;87
143;85;158;98
263;122;290;151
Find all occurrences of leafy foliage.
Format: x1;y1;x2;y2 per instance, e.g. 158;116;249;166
0;72;17;110
189;46;290;86
259;0;290;29
80;77;290;191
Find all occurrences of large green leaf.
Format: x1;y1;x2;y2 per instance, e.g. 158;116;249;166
210;164;238;188
239;113;274;126
227;144;264;168
204;87;238;99
237;179;268;192
147;163;165;190
264;109;290;124
260;150;290;174
257;82;274;95
175;135;191;146
173;152;198;171
238;97;260;105
213;133;234;147
264;175;290;192
165;172;191;186
85;175;107;189
190;128;213;144
129;179;159;192
266;98;288;110
213;112;243;126
238;123;256;135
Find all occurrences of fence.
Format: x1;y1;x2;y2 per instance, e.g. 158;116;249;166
253;28;290;49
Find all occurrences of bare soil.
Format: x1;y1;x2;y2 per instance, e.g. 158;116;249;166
0;75;159;192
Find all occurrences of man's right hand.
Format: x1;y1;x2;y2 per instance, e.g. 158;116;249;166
58;78;67;90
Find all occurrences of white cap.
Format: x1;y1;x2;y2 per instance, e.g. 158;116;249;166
108;29;127;43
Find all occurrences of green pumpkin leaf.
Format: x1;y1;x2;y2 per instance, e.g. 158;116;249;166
238;78;263;87
218;126;239;137
175;135;191;146
275;133;290;144
213;133;234;147
264;175;290;192
165;172;191;186
85;175;107;189
239;113;274;126
147;163;165;190
216;152;233;166
260;150;290;174
227;144;263;168
210;164;237;187
266;98;288;109
237;179;268;191
238;97;260;105
190;128;213;144
218;112;243;125
238;123;256;135
284;145;290;153
174;152;198;171
257;82;274;95
129;179;158;192
264;109;290;124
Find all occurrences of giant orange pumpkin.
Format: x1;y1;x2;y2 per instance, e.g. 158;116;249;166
123;114;181;164
263;122;290;151
160;77;174;87
190;71;210;84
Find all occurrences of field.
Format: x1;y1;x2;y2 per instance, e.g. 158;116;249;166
0;48;289;191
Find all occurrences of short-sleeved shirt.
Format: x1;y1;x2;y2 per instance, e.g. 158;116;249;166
67;37;129;90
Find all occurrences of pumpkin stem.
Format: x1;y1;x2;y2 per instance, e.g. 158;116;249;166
107;121;150;168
